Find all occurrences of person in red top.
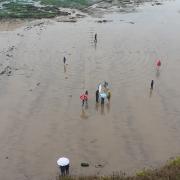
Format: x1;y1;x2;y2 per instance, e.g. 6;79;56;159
157;60;161;67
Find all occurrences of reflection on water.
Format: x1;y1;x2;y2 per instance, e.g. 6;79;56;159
149;88;153;98
95;101;111;114
95;102;99;112
156;68;160;78
85;102;88;109
80;108;88;119
106;102;110;113
64;64;67;73
101;104;105;115
94;40;97;50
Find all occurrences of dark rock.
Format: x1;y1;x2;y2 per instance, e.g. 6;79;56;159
129;21;135;24
95;164;104;168
96;19;112;23
0;66;12;75
6;54;13;57
76;14;86;18
155;2;162;5
81;162;89;167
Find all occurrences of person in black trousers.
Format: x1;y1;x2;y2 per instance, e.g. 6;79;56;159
63;56;66;64
151;80;154;89
101;97;104;105
94;33;97;42
96;89;99;103
59;164;69;176
59;166;65;176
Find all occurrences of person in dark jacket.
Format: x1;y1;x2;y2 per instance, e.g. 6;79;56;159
63;56;66;64
151;80;154;89
94;33;97;42
96;89;99;103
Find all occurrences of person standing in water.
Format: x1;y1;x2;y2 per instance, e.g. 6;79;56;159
63;56;66;64
107;90;111;102
151;80;154;89
101;97;104;105
94;33;97;42
82;99;85;107
85;90;88;105
96;89;99;103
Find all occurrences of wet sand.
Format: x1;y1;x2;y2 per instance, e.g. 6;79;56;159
0;1;180;180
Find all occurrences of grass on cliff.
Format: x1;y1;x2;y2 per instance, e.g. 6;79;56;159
56;157;180;180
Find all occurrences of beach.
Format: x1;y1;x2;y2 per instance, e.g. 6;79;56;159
0;1;180;180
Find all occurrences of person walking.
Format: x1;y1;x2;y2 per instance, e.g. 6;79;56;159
63;56;66;64
151;80;154;89
94;33;97;42
156;60;161;67
82;99;85;107
85;90;88;105
80;94;85;107
96;89;99;103
57;157;70;176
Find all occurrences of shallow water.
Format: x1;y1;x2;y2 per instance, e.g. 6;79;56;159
0;1;180;180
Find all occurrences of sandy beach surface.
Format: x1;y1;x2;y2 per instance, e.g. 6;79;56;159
0;1;180;180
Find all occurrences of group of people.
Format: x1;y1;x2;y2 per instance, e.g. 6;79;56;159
58;33;162;176
57;157;70;176
96;81;111;104
80;81;111;108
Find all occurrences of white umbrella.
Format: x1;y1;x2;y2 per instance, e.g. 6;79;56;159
57;157;69;166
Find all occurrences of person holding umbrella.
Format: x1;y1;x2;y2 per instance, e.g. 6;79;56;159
57;157;70;176
80;91;88;107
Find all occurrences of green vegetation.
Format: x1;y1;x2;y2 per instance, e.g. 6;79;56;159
0;2;70;19
56;156;180;180
0;0;98;19
38;0;90;8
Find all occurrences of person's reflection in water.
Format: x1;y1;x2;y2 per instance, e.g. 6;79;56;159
94;40;97;50
106;102;110;113
64;65;67;73
85;102;88;109
156;69;160;78
95;102;99;112
80;108;88;119
101;103;105;115
149;88;153;98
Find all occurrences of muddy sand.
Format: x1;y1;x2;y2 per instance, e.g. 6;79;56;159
0;1;180;180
